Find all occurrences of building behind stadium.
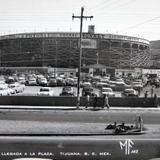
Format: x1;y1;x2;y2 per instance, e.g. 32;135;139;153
0;26;151;75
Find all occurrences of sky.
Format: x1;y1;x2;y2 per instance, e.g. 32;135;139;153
0;0;160;40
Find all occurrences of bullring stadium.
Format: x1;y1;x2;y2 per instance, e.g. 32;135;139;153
0;27;151;69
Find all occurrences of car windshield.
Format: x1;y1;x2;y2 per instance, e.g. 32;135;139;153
84;87;93;91
102;88;112;92
133;82;141;85
19;77;25;80
63;87;71;91
40;88;50;92
9;85;16;88
125;89;134;93
41;78;46;81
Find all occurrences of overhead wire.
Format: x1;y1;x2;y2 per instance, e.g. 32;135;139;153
124;16;160;30
87;0;122;13
85;0;137;19
107;0;136;10
87;0;113;11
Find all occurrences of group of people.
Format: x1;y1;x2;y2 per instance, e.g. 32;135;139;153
144;86;159;107
144;85;156;98
105;116;144;133
85;94;110;110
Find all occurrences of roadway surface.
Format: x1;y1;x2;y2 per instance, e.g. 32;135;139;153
0;108;159;160
0;108;160;160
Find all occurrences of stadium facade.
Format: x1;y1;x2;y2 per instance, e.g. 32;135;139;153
0;29;151;69
150;40;160;68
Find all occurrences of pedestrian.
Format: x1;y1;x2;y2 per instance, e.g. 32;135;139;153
138;87;141;97
135;115;143;131
76;96;80;110
85;94;90;109
143;91;148;106
153;93;158;107
93;94;98;109
138;116;143;131
151;86;154;97
103;94;110;110
144;91;148;98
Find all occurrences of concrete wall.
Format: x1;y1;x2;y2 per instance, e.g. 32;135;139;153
0;96;158;108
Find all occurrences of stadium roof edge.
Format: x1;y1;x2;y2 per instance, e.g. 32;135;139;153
0;32;149;45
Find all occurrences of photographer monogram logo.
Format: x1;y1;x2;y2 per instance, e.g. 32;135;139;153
119;139;139;155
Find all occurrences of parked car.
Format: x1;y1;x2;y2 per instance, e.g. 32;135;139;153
18;77;26;84
27;78;37;86
36;74;45;84
121;88;138;97
115;78;124;83
5;76;15;84
48;78;57;87
99;87;115;97
150;78;160;87
73;77;78;86
39;77;48;86
132;82;143;91
56;77;66;86
37;87;55;96
109;81;131;91
8;82;25;93
80;81;92;88
95;82;109;89
60;86;75;96
0;76;6;84
0;85;11;96
82;86;95;96
66;78;75;86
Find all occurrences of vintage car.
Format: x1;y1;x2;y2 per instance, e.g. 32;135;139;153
60;86;75;96
99;87;115;97
121;88;138;97
105;116;144;135
8;82;25;93
37;87;55;96
0;84;12;96
82;86;95;96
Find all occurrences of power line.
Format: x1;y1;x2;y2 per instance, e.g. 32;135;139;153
125;16;160;30
109;0;136;10
88;0;112;11
88;0;121;12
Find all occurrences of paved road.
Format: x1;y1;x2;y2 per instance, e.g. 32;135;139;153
0;109;159;160
0;109;159;124
0;109;159;137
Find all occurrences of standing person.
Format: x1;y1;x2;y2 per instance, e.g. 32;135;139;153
144;91;148;98
103;94;110;110
143;91;148;106
85;94;90;109
138;87;141;97
93;94;98;109
151;86;154;97
136;116;143;131
153;93;158;107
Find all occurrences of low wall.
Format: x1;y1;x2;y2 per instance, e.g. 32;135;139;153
0;96;158;108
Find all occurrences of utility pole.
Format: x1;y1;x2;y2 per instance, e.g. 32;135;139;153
72;7;93;109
